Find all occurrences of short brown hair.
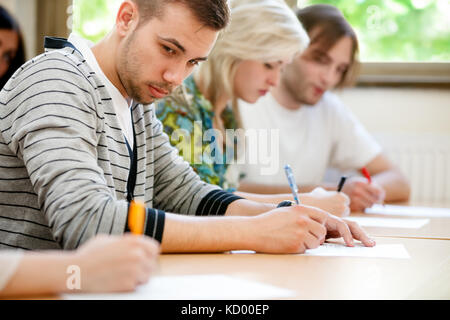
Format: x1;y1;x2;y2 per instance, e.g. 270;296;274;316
134;0;230;31
296;4;359;87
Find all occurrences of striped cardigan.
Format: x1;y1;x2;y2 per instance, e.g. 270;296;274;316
0;43;240;251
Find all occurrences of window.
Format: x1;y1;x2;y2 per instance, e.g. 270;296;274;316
71;0;122;44
296;0;449;62
294;0;450;84
70;0;449;84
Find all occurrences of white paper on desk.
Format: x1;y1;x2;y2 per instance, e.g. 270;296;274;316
63;274;295;300
366;204;450;218
345;216;429;229
303;243;410;259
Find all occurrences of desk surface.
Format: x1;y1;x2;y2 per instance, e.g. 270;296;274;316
350;202;450;240
6;236;450;300
350;213;450;240
156;236;450;300
5;203;450;300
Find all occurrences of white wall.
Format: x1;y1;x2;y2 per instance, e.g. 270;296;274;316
1;0;15;11
335;87;450;203
335;87;450;135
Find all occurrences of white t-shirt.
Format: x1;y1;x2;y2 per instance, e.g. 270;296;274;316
68;33;134;148
238;91;382;186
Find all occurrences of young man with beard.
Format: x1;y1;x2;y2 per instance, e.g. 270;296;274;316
0;0;374;254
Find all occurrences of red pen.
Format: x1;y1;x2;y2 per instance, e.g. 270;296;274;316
361;167;371;184
361;167;384;206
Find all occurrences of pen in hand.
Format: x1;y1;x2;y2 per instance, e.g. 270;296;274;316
128;200;146;235
361;167;371;184
337;176;347;192
361;167;384;206
283;164;300;205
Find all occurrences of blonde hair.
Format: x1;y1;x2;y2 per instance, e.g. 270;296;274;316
195;0;309;130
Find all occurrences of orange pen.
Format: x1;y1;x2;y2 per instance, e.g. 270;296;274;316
127;200;146;235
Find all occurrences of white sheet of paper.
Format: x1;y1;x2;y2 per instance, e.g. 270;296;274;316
63;274;295;300
303;243;410;259
366;204;450;218
345;216;429;229
233;243;410;259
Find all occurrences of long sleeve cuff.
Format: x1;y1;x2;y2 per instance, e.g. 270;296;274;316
144;208;165;243
196;189;244;216
124;206;165;243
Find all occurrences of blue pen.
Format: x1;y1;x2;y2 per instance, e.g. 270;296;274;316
284;164;300;205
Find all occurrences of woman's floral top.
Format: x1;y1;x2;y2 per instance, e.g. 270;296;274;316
156;75;239;191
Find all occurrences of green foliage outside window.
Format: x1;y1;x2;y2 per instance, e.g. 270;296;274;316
298;0;450;62
72;0;449;62
71;0;122;44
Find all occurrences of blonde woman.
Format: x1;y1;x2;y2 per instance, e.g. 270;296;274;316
156;0;350;216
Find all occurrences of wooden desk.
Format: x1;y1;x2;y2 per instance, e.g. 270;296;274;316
156;237;450;299
5;236;449;300
349;202;450;240
349;213;450;240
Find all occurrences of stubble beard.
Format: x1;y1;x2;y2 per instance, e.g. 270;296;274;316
117;34;153;105
117;35;175;105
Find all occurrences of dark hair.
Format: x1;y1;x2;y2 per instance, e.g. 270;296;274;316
134;0;230;30
0;5;26;89
296;4;359;87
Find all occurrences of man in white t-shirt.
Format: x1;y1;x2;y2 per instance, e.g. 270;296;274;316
238;4;410;212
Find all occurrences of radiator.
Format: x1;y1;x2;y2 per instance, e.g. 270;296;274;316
373;133;450;204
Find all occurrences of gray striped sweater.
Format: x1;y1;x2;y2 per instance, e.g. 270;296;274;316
0;43;240;251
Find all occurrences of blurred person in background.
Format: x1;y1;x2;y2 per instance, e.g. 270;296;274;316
0;5;25;89
238;4;410;212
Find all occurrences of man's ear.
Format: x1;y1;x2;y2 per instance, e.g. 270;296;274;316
115;0;139;37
